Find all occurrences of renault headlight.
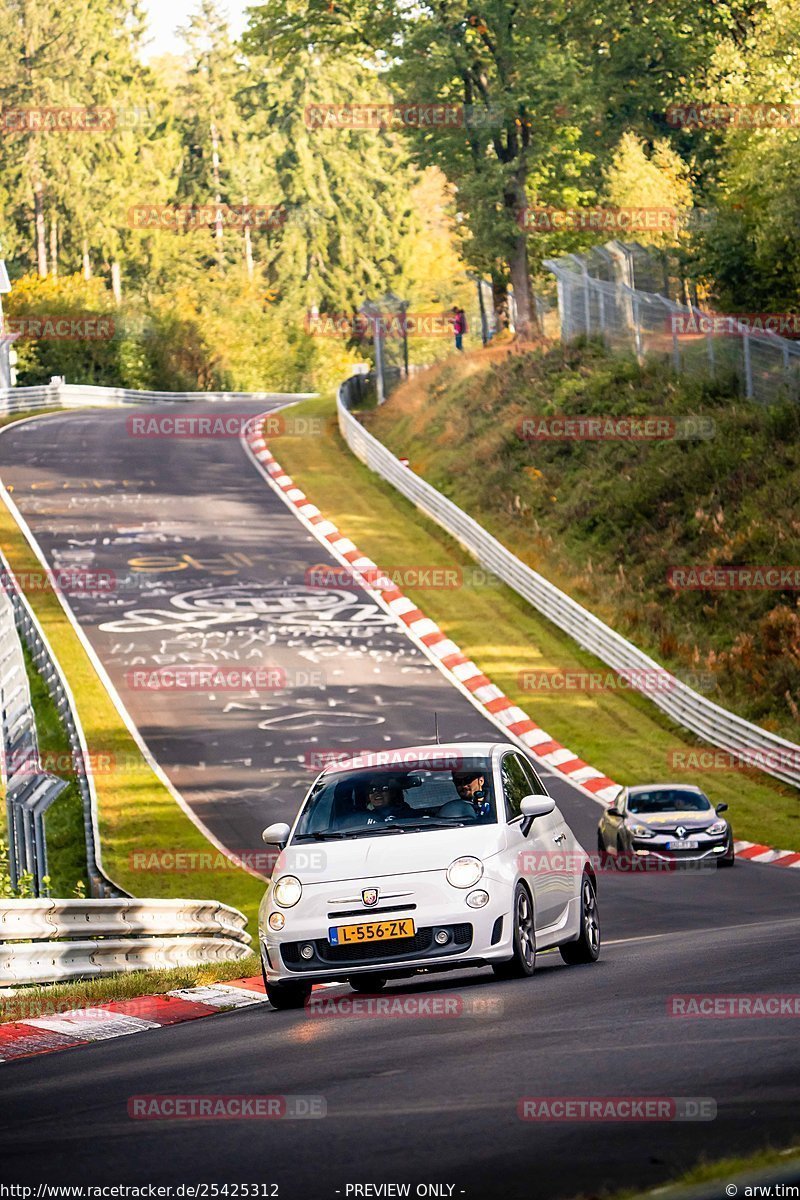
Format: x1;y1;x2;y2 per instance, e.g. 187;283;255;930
629;823;654;838
447;856;484;889
705;820;727;837
273;875;302;908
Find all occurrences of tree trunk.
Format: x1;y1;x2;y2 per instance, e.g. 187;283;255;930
504;166;540;341
33;181;47;276
491;272;509;332
508;231;538;340
242;194;254;279
82;237;92;280
49;213;58;277
210;120;225;270
111;260;122;305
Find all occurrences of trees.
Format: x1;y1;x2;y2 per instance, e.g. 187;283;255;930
245;0;593;337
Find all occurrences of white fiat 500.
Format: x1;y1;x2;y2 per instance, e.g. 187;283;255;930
258;742;599;1009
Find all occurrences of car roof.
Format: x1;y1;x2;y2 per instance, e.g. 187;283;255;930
319;742;514;775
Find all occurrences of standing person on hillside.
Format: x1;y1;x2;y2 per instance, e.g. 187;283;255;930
451;305;467;352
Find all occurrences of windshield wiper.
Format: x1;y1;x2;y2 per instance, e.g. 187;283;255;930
346;825;407;837
294;831;349;841
399;819;468;830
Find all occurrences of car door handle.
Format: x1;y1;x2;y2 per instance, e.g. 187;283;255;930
553;832;567;845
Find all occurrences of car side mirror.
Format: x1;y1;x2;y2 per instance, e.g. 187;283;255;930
262;822;291;848
520;794;555;836
715;803;728;814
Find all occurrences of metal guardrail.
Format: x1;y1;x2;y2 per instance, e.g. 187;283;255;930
0;587;68;894
0;381;315;413
337;377;800;791
0;898;252;985
0;549;121;899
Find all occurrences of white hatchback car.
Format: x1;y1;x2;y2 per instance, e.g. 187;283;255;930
258;742;600;1009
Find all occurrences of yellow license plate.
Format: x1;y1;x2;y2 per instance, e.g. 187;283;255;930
329;918;415;946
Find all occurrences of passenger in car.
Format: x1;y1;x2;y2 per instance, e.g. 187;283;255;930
363;780;414;823
452;770;491;818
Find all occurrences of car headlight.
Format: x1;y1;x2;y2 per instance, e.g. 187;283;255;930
447;856;483;889
272;875;302;908
628;823;654;838
705;820;728;837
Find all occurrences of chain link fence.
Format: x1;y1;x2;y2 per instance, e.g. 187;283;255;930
542;240;800;405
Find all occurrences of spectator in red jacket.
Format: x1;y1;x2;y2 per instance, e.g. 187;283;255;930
451;306;467;351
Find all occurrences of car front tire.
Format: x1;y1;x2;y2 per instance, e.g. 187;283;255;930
348;974;388;993
492;882;536;980
560;873;601;965
266;980;313;1010
717;840;735;868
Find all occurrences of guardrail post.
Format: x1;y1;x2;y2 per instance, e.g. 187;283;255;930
742;329;754;398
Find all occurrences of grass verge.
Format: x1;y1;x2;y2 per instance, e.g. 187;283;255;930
268;394;798;851
601;1142;800;1199
0;952;261;1023
0;410;265;931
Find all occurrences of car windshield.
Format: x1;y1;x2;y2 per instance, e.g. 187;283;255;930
292;757;497;840
627;789;712;815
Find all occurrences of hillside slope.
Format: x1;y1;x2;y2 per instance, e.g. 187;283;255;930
366;342;800;744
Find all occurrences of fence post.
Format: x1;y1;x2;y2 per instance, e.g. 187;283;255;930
632;295;643;362
706;317;716;379
671;316;680;373
583;272;591;335
742;329;754;398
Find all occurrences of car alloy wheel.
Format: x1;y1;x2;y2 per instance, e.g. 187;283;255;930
493;882;536;979
560;874;601;965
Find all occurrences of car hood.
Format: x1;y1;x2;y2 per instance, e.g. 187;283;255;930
276;825;503;884
629;811;717;830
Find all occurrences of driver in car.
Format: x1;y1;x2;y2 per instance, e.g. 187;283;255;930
364;779;414;824
452;770;491;818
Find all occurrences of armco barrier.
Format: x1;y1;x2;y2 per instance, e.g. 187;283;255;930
0;898;252;986
337;376;800;791
0;547;120;898
0;584;68;894
0;381;315;413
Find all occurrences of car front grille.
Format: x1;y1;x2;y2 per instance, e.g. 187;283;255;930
281;923;473;971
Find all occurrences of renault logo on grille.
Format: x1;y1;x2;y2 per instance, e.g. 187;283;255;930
362;888;379;907
675;826;687;840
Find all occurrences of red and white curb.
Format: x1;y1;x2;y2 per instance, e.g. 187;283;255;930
242;415;800;871
0;976;270;1063
733;840;800;867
